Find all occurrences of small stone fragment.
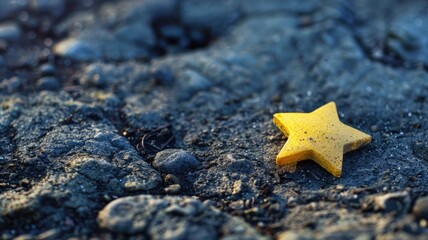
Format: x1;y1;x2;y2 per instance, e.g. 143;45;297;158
232;180;243;195
54;38;99;61
373;191;410;213
413;196;428;220
164;184;181;194
36;77;60;91
40;63;56;75
0;23;21;41
153;149;202;174
0;76;24;93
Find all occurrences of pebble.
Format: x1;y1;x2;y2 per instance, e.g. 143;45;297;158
151;66;175;85
373;191;410;213
412;196;428;220
277;230;312;240
0;23;22;41
164;184;181;194
153;149;201;174
0;76;23;93
36;77;60;91
54;38;99;61
164;174;180;184
179;69;212;92
40;63;56;75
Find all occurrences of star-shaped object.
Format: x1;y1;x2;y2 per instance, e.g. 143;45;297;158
273;102;371;177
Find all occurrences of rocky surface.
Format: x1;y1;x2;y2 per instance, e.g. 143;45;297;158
0;0;427;239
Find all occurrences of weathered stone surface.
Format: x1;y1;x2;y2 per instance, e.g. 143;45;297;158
98;195;266;239
153;149;201;174
1;0;428;239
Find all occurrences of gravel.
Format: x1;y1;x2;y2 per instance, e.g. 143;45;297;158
0;0;428;239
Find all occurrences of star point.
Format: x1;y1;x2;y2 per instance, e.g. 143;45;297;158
273;102;371;177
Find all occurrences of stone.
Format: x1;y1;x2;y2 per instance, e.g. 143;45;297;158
54;38;99;61
98;195;265;239
164;184;181;194
277;230;312;240
39;63;55;75
373;191;411;213
153;149;202;174
0;76;24;93
36;77;60;91
413;196;428;220
0;23;21;41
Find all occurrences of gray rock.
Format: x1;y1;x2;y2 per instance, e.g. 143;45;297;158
0;23;21;41
98;194;266;239
39;63;56;75
153;149;201;174
413;196;428;220
36;77;60;91
0;76;24;93
54;38;99;61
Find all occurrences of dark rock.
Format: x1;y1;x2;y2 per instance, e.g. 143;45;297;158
151;65;175;85
0;23;21;41
0;76;24;93
39;63;55;76
98;194;265;239
153;149;201;174
36;77;60;91
413;196;428;220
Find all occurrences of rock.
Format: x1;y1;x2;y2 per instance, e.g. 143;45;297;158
0;76;24;93
0;23;21;41
151;65;175;85
36;77;60;91
413;196;428;220
277;230;312;240
153;149;201;174
98;195;265;239
54;38;99;61
39;63;55;76
164;184;181;194
373;191;411;213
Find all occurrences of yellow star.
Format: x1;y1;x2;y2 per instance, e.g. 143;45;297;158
273;102;372;177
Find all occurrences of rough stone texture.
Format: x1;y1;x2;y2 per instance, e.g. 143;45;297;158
0;0;428;239
98;194;266;239
153;149;201;174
